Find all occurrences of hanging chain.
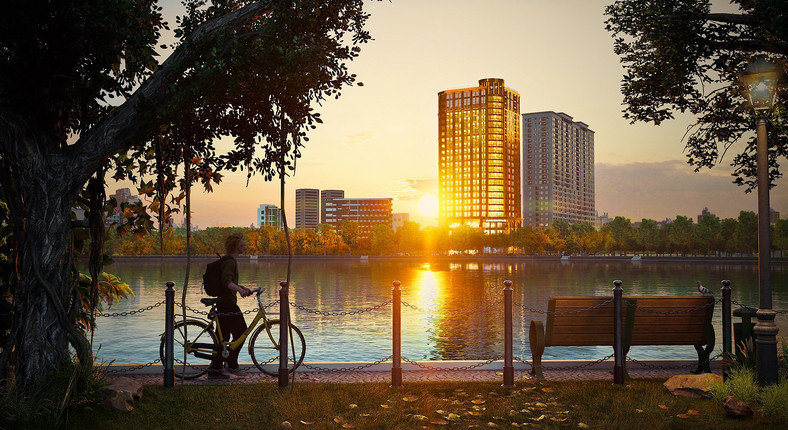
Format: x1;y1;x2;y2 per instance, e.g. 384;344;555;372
514;353;614;372
300;356;393;373
290;299;392;317
104;358;162;374
402;297;504;316
730;299;787;315
401;355;503;372
97;301;165;318
515;297;615;315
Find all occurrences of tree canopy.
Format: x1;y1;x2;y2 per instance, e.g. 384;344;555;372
604;0;787;190
0;0;374;399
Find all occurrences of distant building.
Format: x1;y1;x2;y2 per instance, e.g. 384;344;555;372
771;208;780;223
107;187;140;225
321;189;345;224
392;213;409;231
295;188;319;230
698;207;717;223
257;204;283;229
596;211;612;229
324;198;393;238
438;78;522;235
522;111;595;229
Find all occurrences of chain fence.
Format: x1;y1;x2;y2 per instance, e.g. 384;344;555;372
624;298;718;314
402;355;503;372
290;299;392;317
96;300;165;318
301;356;393;373
514;297;615;315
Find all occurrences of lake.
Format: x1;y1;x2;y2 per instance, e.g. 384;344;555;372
91;257;788;365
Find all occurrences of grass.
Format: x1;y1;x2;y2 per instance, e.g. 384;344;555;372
59;378;788;430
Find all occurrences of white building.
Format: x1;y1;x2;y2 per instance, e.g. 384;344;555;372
257;204;283;229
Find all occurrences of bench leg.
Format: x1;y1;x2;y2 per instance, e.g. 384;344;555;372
622;346;631;380
529;320;546;381
693;325;715;374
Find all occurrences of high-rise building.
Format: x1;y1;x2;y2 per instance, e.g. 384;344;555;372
107;187;141;225
257;204;283;229
295;188;319;229
522;111;595;228
321;189;344;224
324;198;392;238
438;78;522;234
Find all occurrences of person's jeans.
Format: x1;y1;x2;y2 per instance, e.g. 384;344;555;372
209;302;247;370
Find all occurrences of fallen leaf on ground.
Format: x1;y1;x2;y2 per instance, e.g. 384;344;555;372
431;418;449;425
578;423;590;428
333;417;346;424
676;414;690;419
454;388;465;392
341;424;356;429
348;404;357;409
447;413;461;422
299;420;313;425
411;415;428;421
687;410;700;415
496;372;503;376
534;403;547;408
472;399;487;404
541;387;554;393
435;409;447;415
635;409;644;414
658;405;669;410
487;423;498;428
359;414;371;417
402;396;418;402
379;404;390;409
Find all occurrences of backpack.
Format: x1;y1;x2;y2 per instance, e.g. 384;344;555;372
203;254;230;296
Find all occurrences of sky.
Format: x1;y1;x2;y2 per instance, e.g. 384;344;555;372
133;0;787;228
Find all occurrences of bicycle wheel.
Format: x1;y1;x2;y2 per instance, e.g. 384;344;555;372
160;320;218;379
249;320;306;376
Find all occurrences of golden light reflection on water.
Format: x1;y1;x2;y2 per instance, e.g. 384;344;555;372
414;263;441;312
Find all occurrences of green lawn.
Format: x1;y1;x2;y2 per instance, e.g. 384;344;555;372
60;379;787;429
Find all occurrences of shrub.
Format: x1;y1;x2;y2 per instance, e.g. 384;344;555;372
710;366;760;405
760;374;788;420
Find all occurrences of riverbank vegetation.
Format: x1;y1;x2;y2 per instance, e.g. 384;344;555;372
57;379;785;430
105;211;788;257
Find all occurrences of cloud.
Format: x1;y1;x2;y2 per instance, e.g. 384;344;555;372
595;160;787;221
392;178;438;202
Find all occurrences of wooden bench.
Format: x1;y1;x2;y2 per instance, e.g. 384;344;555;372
529;296;715;380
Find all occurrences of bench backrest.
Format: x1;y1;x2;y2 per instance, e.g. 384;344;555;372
544;296;714;347
545;296;626;347
626;296;715;346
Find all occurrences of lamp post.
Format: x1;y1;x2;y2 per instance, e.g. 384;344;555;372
738;57;781;385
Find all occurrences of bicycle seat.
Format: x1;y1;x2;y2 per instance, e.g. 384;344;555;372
200;298;219;306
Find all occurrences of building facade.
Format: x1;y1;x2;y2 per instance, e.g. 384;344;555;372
257;204;283;229
324;198;392;238
321;189;345;224
107;187;140;225
295;188;319;230
522;111;595;229
392;213;409;231
438;78;522;235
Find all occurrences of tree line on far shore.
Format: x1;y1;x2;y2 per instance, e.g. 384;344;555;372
105;211;788;257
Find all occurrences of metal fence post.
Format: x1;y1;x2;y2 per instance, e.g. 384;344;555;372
279;281;289;388
392;281;402;387
503;280;514;387
613;280;624;385
164;281;175;388
721;280;732;381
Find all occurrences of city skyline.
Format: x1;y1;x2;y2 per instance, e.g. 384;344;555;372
121;0;788;228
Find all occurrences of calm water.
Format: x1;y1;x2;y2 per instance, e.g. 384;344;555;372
91;258;788;365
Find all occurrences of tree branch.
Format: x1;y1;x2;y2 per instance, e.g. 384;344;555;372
702;13;756;26
68;1;275;186
704;37;788;56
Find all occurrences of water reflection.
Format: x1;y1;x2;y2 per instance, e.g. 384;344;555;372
90;258;788;365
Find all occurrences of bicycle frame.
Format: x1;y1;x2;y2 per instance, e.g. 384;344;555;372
199;289;279;357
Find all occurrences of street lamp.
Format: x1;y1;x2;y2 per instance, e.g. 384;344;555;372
738;57;781;385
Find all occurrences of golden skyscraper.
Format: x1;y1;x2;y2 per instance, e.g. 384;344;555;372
438;78;522;234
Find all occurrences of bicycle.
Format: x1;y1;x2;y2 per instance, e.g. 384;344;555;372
160;287;306;379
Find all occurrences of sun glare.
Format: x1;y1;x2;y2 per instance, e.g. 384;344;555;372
418;194;439;217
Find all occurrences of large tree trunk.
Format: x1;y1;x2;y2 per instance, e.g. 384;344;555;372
0;120;91;389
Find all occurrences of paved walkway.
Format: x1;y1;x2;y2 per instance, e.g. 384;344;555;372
108;359;722;386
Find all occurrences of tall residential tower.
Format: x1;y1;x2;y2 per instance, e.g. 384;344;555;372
295;188;319;229
522;111;595;228
438;78;522;234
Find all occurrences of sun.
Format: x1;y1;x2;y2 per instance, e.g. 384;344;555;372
418;194;439;217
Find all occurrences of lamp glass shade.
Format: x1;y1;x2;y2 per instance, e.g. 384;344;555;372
739;58;780;112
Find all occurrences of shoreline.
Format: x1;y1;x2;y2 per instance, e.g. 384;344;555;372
106;254;788;264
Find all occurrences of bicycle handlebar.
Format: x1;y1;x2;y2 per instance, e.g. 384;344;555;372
249;287;263;295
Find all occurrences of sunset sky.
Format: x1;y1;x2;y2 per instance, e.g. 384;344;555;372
137;0;787;228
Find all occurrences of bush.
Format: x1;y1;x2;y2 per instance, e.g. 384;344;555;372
710;366;760;405
760;374;788;420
